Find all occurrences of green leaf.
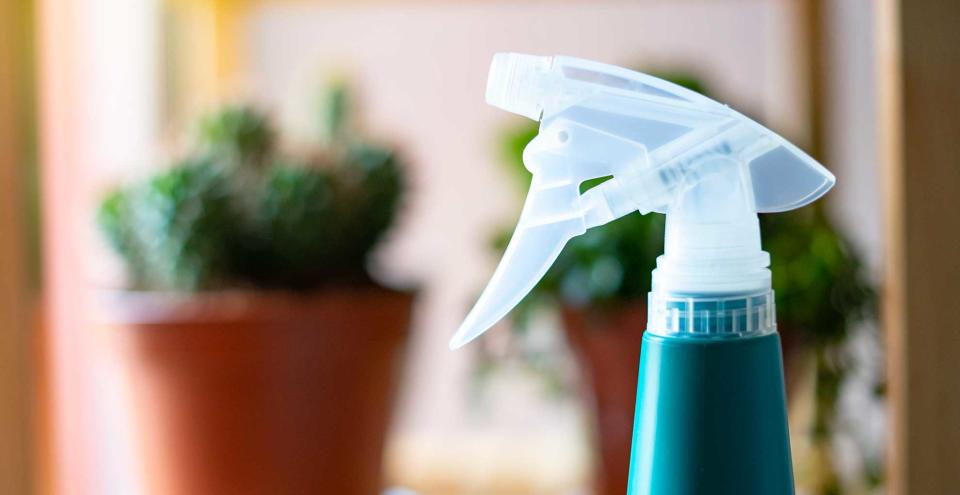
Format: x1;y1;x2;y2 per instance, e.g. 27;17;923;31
196;105;275;168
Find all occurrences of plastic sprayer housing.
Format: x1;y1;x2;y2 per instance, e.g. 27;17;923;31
451;53;834;348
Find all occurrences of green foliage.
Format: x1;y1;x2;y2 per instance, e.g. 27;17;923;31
196;105;275;166
244;146;404;288
98;158;240;291
243;161;337;288
334;144;405;270
98;86;405;292
762;207;876;344
317;81;350;144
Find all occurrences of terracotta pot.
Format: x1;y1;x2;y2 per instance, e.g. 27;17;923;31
561;303;646;495
92;288;413;495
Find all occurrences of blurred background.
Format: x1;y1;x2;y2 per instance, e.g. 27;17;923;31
0;0;957;494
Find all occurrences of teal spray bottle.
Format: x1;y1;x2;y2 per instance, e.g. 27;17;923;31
451;54;835;495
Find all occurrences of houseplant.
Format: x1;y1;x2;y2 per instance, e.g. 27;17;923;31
95;86;412;495
491;75;877;495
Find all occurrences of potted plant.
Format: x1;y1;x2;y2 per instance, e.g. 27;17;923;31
94;86;412;495
491;76;877;495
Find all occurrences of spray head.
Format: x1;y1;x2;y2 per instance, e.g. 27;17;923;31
451;54;834;349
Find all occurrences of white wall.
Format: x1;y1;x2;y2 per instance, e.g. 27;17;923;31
822;0;887;487
823;0;884;275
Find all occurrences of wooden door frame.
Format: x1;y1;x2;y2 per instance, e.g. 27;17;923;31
0;0;35;493
879;0;960;493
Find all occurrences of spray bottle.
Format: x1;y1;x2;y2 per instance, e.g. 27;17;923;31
451;54;835;494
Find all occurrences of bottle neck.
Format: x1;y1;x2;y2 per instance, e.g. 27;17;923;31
650;202;774;337
649;222;774;339
646;289;776;338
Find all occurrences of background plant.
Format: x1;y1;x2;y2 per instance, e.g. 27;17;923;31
98;84;405;292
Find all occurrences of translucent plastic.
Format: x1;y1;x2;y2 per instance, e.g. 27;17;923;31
451;54;834;348
646;290;776;337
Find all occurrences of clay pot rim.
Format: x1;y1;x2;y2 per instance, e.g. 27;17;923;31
91;286;415;326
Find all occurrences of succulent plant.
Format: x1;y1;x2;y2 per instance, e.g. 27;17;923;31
245;161;337;287
241;146;404;288
317;82;350;145
98;157;241;291
332;144;404;272
196;105;275;167
98;87;405;292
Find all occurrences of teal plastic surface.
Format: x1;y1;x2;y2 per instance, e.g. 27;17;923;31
627;332;794;495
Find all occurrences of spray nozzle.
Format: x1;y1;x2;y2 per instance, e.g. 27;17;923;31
486;53;553;120
451;54;835;349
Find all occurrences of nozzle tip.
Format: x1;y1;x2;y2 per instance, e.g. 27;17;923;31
449;320;483;350
448;332;471;351
486;53;552;121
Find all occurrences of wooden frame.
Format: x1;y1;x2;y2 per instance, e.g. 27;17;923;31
0;0;34;493
881;0;960;493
